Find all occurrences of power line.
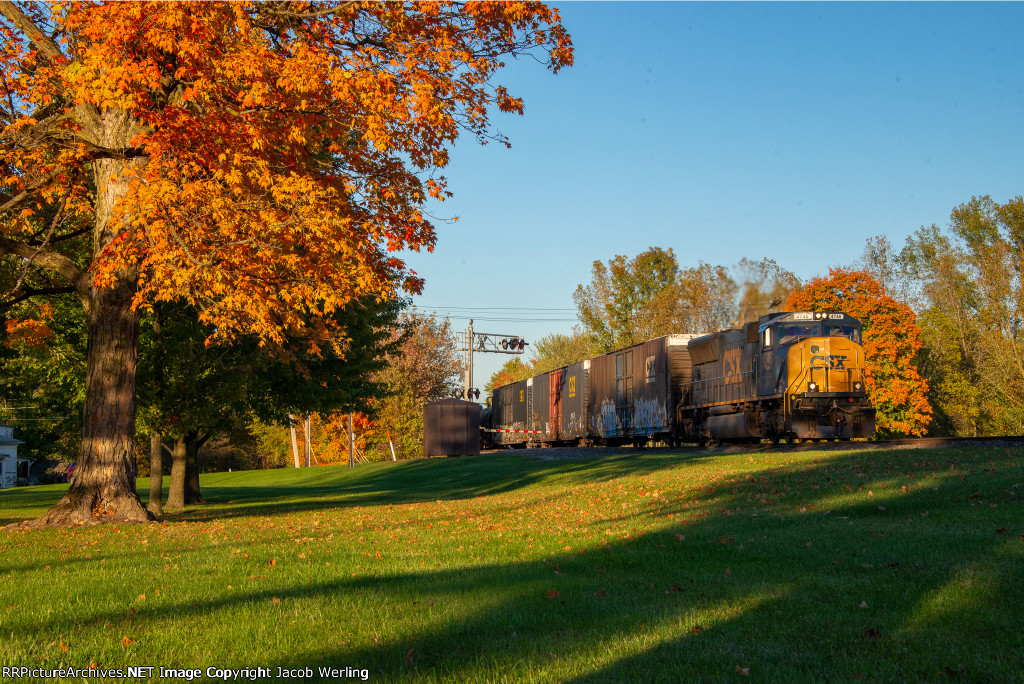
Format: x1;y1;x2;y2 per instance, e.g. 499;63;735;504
410;305;576;312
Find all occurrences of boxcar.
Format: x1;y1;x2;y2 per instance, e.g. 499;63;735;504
587;335;694;445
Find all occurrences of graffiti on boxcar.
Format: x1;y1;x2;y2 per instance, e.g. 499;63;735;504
595;399;617;436
633;397;667;434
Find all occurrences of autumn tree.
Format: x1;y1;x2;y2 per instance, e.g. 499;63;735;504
355;312;462;460
786;267;932;437
487;356;532;395
0;1;571;526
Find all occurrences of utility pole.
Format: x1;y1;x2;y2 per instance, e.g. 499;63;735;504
464;319;474;402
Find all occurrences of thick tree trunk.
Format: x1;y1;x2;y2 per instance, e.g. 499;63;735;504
167;431;208;509
166;438;187;510
27;283;151;527
2;88;152;529
147;432;164;517
184;432;206;505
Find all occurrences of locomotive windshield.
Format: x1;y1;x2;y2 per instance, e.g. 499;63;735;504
827;324;861;343
778;323;817;345
774;322;862;346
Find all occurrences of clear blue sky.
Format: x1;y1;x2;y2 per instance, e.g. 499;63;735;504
401;1;1024;393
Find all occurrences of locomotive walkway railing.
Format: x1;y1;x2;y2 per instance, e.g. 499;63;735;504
685;371;757;408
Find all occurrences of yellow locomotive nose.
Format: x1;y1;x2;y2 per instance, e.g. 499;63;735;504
787;337;867;396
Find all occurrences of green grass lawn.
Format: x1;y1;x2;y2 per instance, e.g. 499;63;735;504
1;446;1022;682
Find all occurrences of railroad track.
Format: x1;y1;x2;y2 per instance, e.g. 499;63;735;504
485;435;1024;459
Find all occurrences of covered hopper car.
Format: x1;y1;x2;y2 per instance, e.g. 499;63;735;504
483;311;875;447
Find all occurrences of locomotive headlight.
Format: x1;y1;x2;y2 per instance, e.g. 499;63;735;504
854;382;862;392
808;382;818;392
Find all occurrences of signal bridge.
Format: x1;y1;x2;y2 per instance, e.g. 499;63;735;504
455;319;528;401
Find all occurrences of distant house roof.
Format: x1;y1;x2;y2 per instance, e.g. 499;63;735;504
0;426;21;446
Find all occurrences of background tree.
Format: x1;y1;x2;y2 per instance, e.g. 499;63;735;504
488;357;533;396
573;247;683;351
356;312;462;460
901;195;1024;435
526;330;595;374
0;1;571;526
137;295;402;510
0;292;85;462
786;267;932;437
676;262;738;333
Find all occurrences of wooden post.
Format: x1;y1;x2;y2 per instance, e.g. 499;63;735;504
348;412;355;468
288;414;301;468
304;415;311;468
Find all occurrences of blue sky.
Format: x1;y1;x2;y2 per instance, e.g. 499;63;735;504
401;2;1024;392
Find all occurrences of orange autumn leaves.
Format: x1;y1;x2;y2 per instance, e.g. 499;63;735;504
787;268;932;436
1;2;572;349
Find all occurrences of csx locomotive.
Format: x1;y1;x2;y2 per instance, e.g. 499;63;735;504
484;311;875;447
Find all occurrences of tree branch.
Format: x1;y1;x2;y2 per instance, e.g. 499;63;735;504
0;234;89;295
0;1;65;62
0;285;76;310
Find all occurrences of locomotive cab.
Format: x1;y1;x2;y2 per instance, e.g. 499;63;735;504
757;312;875;440
681;311;876;445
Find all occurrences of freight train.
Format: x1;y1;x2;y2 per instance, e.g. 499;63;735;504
483;311;875;447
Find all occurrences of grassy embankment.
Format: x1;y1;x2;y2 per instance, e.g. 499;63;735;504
1;446;1022;682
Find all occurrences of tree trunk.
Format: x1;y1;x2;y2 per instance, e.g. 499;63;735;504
185;432;206;505
28;282;150;526
147;432;164;517
12;111;153;528
166;438;187;510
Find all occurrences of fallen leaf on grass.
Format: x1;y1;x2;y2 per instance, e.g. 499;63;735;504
675;533;686;541
736;664;750;676
690;625;703;634
405;648;415;667
121;636;133;648
877;506;886;511
545;590;560;600
859;601;868;609
864;628;881;639
271;597;281;605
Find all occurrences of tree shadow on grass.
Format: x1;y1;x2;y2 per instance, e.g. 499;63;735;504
5;446;1022;681
164;450;717;521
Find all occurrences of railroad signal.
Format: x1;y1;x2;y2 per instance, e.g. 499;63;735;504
501;337;526;351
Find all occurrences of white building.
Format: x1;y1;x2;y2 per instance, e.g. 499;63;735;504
0;425;23;489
